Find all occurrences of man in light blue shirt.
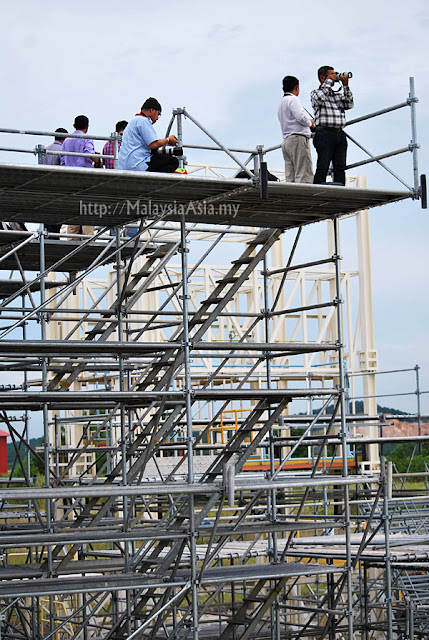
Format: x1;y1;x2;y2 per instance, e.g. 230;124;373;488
118;97;179;173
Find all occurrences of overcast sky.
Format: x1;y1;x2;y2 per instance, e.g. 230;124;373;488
0;0;428;422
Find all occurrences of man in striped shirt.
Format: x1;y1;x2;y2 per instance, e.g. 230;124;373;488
311;66;354;185
103;120;128;169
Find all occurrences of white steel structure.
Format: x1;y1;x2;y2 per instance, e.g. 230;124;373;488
0;81;427;640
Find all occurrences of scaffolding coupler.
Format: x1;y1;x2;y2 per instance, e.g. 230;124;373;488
420;174;427;209
260;161;269;200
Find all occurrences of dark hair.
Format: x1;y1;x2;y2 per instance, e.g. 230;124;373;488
141;97;162;113
115;120;128;133
74;115;89;131
282;76;299;93
318;66;334;81
54;127;68;142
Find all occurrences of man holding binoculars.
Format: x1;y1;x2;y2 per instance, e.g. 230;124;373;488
311;66;354;185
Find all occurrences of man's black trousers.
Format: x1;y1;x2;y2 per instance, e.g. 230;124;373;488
147;154;179;174
313;128;347;185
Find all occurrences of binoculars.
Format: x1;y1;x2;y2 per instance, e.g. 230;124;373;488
334;72;353;81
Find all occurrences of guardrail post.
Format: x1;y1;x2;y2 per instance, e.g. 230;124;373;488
113;131;119;169
408;77;420;195
35;144;45;164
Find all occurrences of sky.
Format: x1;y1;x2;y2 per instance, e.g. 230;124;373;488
0;0;428;428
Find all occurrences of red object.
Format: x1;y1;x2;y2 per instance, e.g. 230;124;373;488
102;140;117;170
0;429;8;474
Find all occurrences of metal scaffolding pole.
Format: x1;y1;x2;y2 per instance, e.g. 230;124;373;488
0;92;426;639
180;212;200;640
333;217;354;639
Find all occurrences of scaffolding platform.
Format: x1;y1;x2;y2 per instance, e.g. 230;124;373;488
290;532;429;565
0;229;142;271
0;278;66;297
0;150;423;640
0;164;413;229
0;561;340;599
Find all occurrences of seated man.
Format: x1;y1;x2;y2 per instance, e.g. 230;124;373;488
118;98;179;173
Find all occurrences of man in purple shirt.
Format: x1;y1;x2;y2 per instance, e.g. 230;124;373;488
61;115;100;169
43;128;68;233
62;115;98;238
43;128;68;167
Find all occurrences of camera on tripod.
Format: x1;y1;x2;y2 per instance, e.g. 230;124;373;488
334;71;353;82
151;146;183;157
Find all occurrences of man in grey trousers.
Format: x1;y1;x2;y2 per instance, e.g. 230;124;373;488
278;75;314;183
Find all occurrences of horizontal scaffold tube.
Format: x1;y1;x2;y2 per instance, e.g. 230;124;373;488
0;474;379;501
0;562;341;598
0;339;336;355
0;388;337;404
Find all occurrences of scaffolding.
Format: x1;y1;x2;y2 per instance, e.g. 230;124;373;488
0;80;427;640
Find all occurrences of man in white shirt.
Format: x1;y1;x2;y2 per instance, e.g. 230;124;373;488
277;76;314;183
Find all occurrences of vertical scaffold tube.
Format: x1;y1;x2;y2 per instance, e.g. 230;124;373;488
113;132;119;169
180;214;199;640
115;227;132;634
333;218;354;639
409;77;420;194
263;254;280;640
381;456;393;639
415;364;422;454
40;225;55;635
176;111;184;170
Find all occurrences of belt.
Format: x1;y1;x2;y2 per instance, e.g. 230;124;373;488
315;126;343;132
285;133;310;139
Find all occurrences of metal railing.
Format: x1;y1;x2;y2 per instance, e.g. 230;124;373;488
0;76;424;203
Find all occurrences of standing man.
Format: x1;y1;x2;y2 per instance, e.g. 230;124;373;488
311;66;354;185
61;115;100;169
118;98;179;173
43;128;68;166
278;76;314;183
103;120;128;169
62;115;98;238
43;127;68;233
